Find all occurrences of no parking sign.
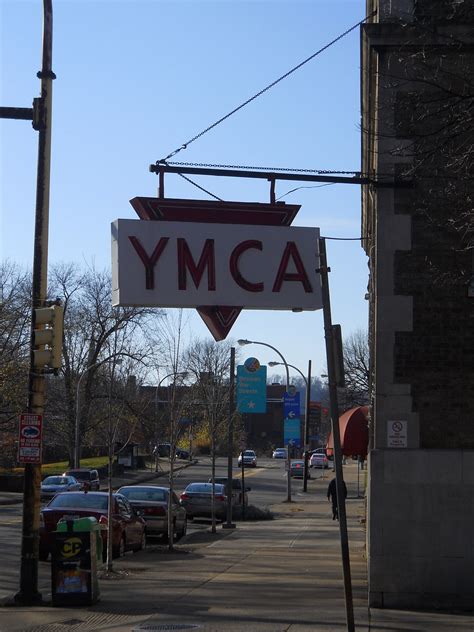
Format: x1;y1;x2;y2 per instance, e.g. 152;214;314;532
18;413;43;464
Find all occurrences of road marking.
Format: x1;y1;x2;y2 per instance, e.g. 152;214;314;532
239;468;260;479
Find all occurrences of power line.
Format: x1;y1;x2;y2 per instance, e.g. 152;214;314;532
160;10;377;163
276;183;336;201
176;173;223;201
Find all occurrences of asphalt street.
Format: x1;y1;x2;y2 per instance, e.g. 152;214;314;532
1;459;472;631
0;457;314;601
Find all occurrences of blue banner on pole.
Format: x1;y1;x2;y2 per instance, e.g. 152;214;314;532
283;391;300;419
283;391;301;447
236;358;267;413
284;418;301;447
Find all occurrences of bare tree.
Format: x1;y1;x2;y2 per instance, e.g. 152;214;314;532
144;310;190;549
47;263;158;464
0;262;31;464
342;329;370;409
184;338;234;533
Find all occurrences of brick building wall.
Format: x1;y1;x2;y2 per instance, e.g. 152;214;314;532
361;0;474;609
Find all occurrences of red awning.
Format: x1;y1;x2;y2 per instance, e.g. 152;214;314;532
326;406;369;457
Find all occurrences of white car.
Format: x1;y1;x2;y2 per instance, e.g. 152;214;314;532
310;452;329;469
238;450;257;468
272;448;287;459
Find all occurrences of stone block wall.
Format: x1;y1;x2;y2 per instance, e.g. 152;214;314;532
369;449;474;609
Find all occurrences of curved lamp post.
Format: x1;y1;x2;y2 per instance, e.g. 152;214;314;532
154;370;187;550
237;339;293;501
237;339;289;390
153;370;188;470
74;355;123;468
269;360;306;387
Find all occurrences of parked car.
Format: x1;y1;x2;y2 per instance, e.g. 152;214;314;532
272;448;287;459
117;485;187;540
209;477;250;506
153;443;171;457
40;475;82;503
62;468;100;491
179;482;227;520
154;444;192;460
310;453;329;469
175;448;192;460
290;460;310;478
39;491;146;561
238;450;257;468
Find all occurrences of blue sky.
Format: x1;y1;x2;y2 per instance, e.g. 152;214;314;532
1;0;368;382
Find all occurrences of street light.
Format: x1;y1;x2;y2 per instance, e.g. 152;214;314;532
269;361;306;386
237;339;293;502
74;356;123;468
153;371;188;470
237;339;289;390
152;370;187;549
155;371;188;405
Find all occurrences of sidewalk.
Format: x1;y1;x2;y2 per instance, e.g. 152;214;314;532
1;462;473;631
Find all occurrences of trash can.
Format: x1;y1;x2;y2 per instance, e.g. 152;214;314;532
51;516;102;606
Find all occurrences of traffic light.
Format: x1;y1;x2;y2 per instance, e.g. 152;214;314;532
33;304;64;370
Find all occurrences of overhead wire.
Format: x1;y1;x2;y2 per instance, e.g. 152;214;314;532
276;183;336;201
160;10;377;164
157;10;377;200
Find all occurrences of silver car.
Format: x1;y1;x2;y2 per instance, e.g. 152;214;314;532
210;477;250;506
179;482;227;520
40;475;82;503
117;485;187;540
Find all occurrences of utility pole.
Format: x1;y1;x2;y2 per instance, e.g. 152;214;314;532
0;1;56;605
319;238;354;632
224;347;236;529
302;359;312;492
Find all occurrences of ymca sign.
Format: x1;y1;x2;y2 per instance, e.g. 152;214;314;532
112;219;322;312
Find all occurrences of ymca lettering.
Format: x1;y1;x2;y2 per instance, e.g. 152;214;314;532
128;236;313;294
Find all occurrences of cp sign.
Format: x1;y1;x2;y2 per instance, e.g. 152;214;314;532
112;219;322;311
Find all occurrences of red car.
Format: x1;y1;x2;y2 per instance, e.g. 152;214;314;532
39;491;146;561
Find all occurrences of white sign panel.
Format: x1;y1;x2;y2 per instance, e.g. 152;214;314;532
387;420;407;448
112;219;322;310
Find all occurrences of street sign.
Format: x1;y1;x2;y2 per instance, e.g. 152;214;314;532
283;391;301;447
283;391;300;419
112;219;321;310
284;418;301;447
18;413;43;464
236;358;267;413
387;420;407;447
129;198;307;340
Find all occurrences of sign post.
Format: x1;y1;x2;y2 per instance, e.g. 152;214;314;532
319;237;354;632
